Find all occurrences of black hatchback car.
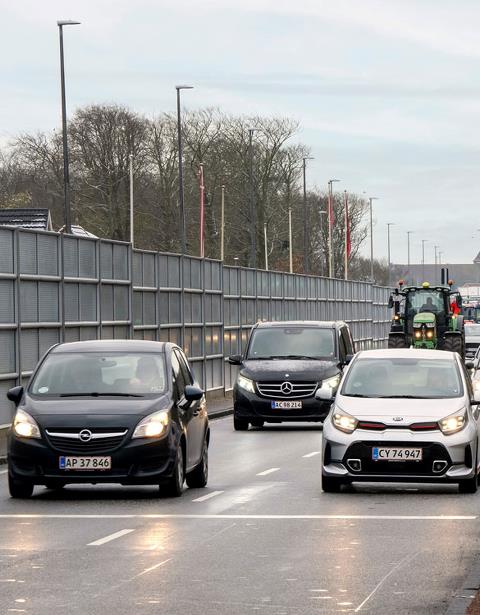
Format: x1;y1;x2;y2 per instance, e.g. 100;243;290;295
7;340;209;498
229;321;355;430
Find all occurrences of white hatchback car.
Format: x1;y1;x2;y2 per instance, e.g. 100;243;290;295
320;349;480;493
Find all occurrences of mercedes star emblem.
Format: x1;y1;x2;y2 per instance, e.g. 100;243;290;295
280;382;293;395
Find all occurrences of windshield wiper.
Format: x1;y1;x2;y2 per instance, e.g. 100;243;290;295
59;392;144;398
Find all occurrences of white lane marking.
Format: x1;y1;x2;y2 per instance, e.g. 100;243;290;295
87;528;135;546
135;558;171;577
192;490;224;502
256;467;280;476
354;551;419;612
0;514;475;520
303;451;321;458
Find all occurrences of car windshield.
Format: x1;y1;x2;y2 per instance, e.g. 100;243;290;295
407;290;444;313
246;327;335;360
30;352;167;397
341;357;463;399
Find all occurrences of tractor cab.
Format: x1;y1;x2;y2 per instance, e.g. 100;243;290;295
388;281;465;357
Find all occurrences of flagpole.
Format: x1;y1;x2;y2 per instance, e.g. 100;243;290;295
344;190;348;280
327;182;333;278
199;163;205;258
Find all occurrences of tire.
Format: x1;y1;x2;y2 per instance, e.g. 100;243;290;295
162;445;185;497
388;335;407;349
234;416;249;431
442;335;464;358
321;474;344;493
8;474;34;499
186;438;208;488
458;475;478;494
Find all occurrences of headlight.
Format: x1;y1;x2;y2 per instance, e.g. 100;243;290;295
132;410;169;439
323;374;341;389
332;409;358;434
415;331;421;338
237;374;255;393
426;331;433;338
13;409;41;439
438;410;466;435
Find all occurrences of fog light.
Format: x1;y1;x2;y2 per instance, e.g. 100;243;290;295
432;460;448;473
347;459;362;472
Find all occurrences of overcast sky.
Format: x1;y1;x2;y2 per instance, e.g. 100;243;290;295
2;0;480;265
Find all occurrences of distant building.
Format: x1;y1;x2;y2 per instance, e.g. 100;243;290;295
394;261;480;288
0;208;52;231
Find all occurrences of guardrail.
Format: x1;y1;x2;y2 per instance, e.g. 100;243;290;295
0;226;391;428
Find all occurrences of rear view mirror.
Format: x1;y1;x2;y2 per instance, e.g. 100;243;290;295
315;383;335;401
228;355;242;365
7;386;24;406
184;385;204;402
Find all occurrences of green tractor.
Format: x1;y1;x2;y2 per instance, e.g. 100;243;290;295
388;281;465;358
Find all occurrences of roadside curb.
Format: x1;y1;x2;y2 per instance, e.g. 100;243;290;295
0;409;233;466
446;555;480;614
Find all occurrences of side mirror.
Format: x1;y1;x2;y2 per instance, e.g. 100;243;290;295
315;383;335;401
7;386;24;406
228;354;242;366
184;385;204;402
345;354;354;365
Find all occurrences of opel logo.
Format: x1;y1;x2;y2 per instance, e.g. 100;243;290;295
79;429;93;442
281;382;293;395
392;417;404;422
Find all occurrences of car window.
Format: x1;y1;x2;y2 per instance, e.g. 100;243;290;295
175;349;194;386
171;350;186;399
30;352;166;396
341;357;463;399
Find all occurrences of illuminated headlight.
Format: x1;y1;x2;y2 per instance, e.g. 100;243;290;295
237;374;256;393
13;409;41;439
132;410;169;439
426;331;433;338
332;409;358;434
438;410;466;435
415;331;422;338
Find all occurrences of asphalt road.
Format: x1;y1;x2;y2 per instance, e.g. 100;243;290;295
0;417;479;614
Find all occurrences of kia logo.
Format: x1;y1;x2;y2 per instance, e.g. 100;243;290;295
79;429;93;442
281;382;293;395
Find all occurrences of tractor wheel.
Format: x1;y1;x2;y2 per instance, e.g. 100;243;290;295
441;335;464;358
388;335;407;349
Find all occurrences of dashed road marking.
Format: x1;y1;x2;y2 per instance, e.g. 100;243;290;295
87;528;135;546
303;451;321;458
256;468;280;476
192;490;224;502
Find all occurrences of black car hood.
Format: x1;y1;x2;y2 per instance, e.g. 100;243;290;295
21;394;172;429
240;359;339;381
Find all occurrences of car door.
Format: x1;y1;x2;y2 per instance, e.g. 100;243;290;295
173;348;205;471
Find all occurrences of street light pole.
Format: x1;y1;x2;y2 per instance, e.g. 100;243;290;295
406;231;413;283
387;223;395;287
302;156;314;274
368;197;379;282
328;179;340;278
288;207;293;274
421;239;427;281
175;85;193;254
220;185;225;261
57;19;80;235
129;153;134;246
264;223;268;271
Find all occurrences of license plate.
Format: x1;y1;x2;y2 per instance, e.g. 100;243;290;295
59;456;112;471
271;400;302;409
372;447;422;461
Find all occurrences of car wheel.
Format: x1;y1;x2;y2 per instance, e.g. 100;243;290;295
321;474;344;493
186;437;208;488
8;474;34;499
234;417;249;431
163;445;185;497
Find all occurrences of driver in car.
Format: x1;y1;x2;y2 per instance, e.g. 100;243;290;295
130;357;162;392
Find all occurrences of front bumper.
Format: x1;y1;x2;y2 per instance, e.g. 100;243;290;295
8;429;179;485
322;420;478;483
233;387;331;422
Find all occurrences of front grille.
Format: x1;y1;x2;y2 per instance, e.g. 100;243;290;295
45;428;128;454
343;441;451;476
257;381;317;399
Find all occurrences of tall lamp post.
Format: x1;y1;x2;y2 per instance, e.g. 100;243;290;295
327;179;340;278
406;230;413;283
129;153;134;246
302;156;314;274
368;197;379;282
175;85;194;254
421;239;428;281
57;19;80;235
387;223;395;287
434;245;439;284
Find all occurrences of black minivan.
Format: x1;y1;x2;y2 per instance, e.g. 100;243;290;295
7;340;209;498
229;321;355;430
